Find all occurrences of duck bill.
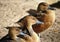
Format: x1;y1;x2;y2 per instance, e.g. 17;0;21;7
48;6;56;10
36;20;44;24
19;32;25;35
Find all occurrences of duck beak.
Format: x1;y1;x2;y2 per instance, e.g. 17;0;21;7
19;29;25;35
36;20;44;24
48;6;56;10
19;32;25;35
18;32;25;37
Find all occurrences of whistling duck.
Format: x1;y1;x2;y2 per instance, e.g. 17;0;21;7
16;16;43;42
0;27;26;42
32;2;56;33
21;16;41;42
16;2;55;34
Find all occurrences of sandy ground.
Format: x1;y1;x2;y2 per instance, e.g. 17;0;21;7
0;0;60;42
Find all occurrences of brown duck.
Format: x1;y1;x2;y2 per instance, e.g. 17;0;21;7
32;2;56;33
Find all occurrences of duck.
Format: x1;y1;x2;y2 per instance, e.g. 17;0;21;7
17;2;56;34
22;16;41;42
0;27;26;42
16;16;42;42
32;2;56;33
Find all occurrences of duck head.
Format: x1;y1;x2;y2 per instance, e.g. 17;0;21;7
37;2;49;12
37;2;56;12
6;27;22;40
24;16;43;27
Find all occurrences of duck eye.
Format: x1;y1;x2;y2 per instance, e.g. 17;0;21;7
32;17;36;20
44;5;46;6
43;4;47;6
16;28;19;31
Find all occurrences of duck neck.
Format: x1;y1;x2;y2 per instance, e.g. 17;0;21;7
9;31;18;40
26;24;39;40
27;25;38;37
10;35;17;40
27;25;34;35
